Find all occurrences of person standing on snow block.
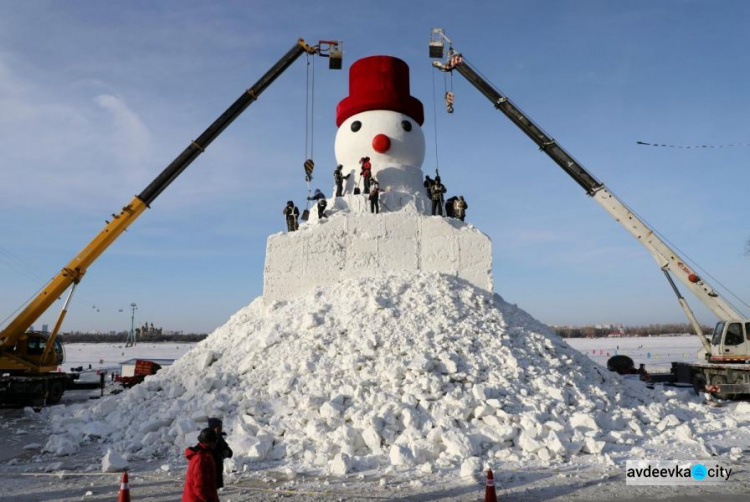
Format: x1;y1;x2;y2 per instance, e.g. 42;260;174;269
283;201;299;232
334;164;350;197
368;179;381;214
359;156;372;194
208;418;233;491
454;195;468;221
423;175;434;198
445;196;457;218
429;176;447;216
307;189;328;219
183;428;219;502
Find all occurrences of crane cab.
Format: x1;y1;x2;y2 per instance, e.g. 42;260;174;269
710;321;750;362
2;332;65;373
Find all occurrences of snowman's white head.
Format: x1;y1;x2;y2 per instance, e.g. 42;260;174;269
335;109;425;176
335;56;426;194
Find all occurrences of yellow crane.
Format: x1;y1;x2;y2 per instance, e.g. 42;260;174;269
0;38;343;405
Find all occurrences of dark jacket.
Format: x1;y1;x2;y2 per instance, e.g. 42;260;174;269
212;435;233;489
430;182;446;201
283;205;299;219
307;189;325;201
183;443;218;502
334;169;350;184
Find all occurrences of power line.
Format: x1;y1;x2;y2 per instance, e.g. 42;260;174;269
637;141;750;149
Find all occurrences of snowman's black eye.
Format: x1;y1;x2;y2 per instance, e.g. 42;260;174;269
401;120;412;132
351;121;362;132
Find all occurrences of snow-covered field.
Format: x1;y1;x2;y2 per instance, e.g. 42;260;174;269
565;335;703;372
1;295;748;501
62;336;701;375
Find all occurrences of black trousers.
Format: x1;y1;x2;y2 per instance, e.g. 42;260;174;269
363;176;371;194
335;183;343;197
431;199;443;216
286;216;296;232
370;197;379;213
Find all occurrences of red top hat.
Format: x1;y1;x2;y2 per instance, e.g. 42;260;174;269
336;56;424;127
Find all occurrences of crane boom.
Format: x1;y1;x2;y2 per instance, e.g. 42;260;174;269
0;38;337;361
430;32;745;347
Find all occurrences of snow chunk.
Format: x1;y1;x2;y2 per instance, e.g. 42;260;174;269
43;435;79;456
582;438;605;455
389;444;414;466
330;452;354;475
102;449;129;473
459;456;482;478
569;413;599;432
656;414;681;432
441;430;474;458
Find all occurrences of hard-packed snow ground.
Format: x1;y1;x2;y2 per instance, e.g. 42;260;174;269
2;273;749;500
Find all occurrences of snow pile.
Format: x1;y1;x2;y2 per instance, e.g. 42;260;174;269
46;272;717;476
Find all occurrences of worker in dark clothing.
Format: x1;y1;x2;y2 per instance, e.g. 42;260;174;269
445;196;457;218
454;195;468;221
429;176;447;216
334;164;350;197
360;156;372;194
183;428;219;502
368;179;381;214
423;175;434;198
283;201;299;232
307;189;328;219
208;418;233;491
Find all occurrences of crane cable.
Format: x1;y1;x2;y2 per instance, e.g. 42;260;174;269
431;67;441;176
303;53;315;211
637;141;750;149
607;186;750;316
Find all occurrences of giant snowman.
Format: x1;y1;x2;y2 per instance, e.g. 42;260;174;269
263;55;492;301
334;56;427;201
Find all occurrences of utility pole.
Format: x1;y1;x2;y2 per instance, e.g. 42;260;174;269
125;303;137;347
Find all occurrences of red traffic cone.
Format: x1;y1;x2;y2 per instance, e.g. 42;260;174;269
118;471;131;502
485;468;497;502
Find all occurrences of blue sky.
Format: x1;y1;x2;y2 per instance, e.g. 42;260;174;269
1;1;748;333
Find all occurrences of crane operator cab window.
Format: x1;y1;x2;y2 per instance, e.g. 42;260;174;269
26;336;46;355
712;322;725;346
724;322;744;346
24;335;63;364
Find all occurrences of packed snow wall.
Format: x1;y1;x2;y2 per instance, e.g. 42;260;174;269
263;195;493;301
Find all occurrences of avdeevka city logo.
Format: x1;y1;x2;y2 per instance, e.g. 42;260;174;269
690;463;707;481
626;460;732;485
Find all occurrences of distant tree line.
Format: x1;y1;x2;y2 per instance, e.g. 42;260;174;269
554;323;714;339
59;332;208;343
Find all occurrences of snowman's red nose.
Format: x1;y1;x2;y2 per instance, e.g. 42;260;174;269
372;134;391;153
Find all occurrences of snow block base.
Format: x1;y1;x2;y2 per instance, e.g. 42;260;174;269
263;194;493;302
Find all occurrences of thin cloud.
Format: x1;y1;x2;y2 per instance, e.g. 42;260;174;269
94;93;152;177
0;55;152;209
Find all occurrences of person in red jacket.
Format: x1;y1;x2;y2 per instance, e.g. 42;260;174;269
359;156;372;194
183;428;219;502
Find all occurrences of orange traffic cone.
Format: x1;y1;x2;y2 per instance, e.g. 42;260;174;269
118;471;131;502
485;468;497;502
